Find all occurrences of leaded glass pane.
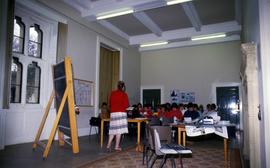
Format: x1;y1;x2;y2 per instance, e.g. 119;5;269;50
12;17;24;53
29;27;38;42
26;62;40;103
28;25;42;58
10;58;22;103
28;41;41;57
13;36;24;53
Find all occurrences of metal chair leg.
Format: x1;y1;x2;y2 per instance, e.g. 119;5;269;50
159;155;167;168
179;155;183;168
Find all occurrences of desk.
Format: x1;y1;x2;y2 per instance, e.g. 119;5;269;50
100;118;148;152
172;124;229;162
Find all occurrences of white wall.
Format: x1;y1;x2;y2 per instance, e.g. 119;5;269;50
0;0;141;146
33;0;141;137
57;9;141;136
141;41;241;106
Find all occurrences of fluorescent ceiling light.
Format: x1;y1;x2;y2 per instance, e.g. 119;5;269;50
191;33;226;41
166;0;192;5
140;41;168;48
96;8;134;20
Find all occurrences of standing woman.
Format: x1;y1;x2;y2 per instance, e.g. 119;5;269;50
107;81;129;151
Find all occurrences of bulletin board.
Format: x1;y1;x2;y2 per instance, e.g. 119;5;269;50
74;79;94;107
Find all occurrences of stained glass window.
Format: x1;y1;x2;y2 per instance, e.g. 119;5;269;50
10;58;23;103
12;16;25;53
28;25;42;58
26;62;41;103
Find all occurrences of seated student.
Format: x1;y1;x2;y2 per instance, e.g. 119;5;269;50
156;104;162;117
183;103;200;121
164;103;183;121
193;103;202;117
137;103;143;116
179;103;185;115
142;104;153;118
99;102;110;119
205;103;220;122
131;104;142;118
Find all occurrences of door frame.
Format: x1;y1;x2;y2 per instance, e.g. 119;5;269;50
211;82;242;129
95;36;123;116
140;85;164;105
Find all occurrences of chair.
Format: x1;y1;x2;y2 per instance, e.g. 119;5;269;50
148;126;176;168
149;126;192;168
162;117;174;126
89;117;101;136
148;117;161;126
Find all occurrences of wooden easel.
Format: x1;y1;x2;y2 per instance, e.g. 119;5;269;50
33;57;79;159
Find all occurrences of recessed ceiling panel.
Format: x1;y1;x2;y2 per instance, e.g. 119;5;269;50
106;14;151;36
194;0;235;25
145;4;192;31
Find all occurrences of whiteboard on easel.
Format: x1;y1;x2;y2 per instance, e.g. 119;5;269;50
74;79;94;107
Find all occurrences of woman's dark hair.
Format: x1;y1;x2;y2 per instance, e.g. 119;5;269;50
117;81;125;91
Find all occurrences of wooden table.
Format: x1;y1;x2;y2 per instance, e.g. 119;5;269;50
172;124;229;162
100;118;148;152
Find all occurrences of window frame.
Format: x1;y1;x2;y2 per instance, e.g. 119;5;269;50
10;7;57;107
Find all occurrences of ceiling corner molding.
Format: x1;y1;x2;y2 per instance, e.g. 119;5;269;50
181;2;202;31
133;12;162;37
98;20;130;40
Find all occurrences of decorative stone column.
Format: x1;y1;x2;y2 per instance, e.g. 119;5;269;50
240;43;261;168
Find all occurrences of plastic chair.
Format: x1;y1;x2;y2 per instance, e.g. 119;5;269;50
162;117;174;126
148;126;176;168
89;117;101;136
148;117;161;126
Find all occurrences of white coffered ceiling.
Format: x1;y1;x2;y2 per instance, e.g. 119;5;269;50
62;0;241;51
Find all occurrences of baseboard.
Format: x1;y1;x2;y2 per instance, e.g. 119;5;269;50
78;127;98;136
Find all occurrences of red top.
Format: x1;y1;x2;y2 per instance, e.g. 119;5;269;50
164;109;183;120
109;90;129;113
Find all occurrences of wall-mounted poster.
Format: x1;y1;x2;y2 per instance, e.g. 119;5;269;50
74;79;94;107
179;92;195;103
170;90;179;104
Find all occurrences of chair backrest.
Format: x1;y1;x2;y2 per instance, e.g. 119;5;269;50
162;117;173;126
150;125;172;143
153;129;164;155
89;117;101;126
148;117;161;126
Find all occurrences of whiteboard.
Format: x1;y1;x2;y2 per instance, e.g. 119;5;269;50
74;79;94;107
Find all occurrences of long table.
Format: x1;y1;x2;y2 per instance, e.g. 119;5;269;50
171;123;229;162
100;118;148;151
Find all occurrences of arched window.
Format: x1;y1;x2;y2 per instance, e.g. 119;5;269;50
26;62;41;103
28;24;42;58
12;16;25;53
10;58;23;103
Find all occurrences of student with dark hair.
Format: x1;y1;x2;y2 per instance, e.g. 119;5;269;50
164;103;183;121
142;104;153;118
183;103;200;120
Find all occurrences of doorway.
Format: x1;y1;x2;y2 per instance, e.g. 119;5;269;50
141;86;164;111
98;44;120;107
216;86;240;125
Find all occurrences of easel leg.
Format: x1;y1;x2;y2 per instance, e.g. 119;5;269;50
100;119;104;148
33;91;54;149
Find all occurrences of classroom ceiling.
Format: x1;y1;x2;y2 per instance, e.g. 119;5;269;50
62;0;241;51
